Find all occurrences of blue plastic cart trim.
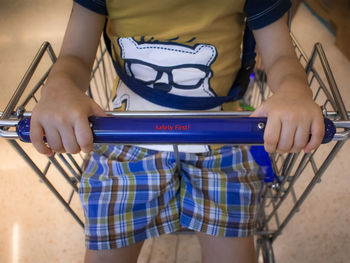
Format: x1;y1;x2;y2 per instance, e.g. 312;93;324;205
16;116;336;145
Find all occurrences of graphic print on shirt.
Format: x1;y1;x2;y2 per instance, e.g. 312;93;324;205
112;37;218;111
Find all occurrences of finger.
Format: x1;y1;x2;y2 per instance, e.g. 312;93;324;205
74;118;94;153
304;118;325;153
44;127;65;153
59;126;81;154
263;115;281;153
250;105;266;117
30;120;53;156
276;121;297;153
90;101;107;117
290;124;309;153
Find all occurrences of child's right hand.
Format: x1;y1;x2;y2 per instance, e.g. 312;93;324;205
30;73;106;155
28;1;107;156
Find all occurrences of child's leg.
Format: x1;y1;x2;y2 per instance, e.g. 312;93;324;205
179;146;263;263
80;145;181;259
196;232;256;263
84;241;144;263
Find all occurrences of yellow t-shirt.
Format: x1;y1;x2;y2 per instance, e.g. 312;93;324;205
105;0;247;152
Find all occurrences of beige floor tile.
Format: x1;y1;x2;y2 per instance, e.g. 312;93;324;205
291;4;350;109
0;140;85;263
269;3;350;263
0;1;84;263
0;1;349;263
0;0;71;109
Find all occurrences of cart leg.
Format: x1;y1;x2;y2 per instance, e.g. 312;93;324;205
256;236;275;263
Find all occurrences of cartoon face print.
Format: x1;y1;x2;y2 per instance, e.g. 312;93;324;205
112;37;219;111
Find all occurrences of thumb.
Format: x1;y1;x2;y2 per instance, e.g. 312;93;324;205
90;100;108;117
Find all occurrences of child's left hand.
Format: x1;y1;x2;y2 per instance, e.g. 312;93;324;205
250;82;325;154
251;13;325;154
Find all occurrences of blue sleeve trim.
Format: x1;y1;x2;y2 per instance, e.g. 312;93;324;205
74;0;107;16
245;0;291;30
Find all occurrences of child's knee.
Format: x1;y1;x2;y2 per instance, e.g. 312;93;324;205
84;241;144;263
195;232;256;263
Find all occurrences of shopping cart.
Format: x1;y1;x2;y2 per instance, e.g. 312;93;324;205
0;32;349;263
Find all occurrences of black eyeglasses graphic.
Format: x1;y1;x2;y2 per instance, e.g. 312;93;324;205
124;59;212;92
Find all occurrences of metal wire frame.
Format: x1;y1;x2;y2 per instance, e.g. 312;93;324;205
0;32;348;263
253;32;349;262
0;42;85;228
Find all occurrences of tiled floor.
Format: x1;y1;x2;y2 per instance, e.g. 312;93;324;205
0;1;349;263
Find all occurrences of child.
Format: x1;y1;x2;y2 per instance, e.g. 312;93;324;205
30;0;324;262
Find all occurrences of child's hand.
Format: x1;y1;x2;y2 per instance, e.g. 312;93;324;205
250;83;324;153
30;74;106;155
250;13;325;154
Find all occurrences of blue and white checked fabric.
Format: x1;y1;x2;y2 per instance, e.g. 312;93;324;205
79;144;264;250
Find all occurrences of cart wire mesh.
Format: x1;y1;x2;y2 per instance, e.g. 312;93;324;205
0;31;349;263
252;32;349;263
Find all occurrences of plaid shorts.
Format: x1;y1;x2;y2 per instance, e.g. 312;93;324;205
79;144;264;250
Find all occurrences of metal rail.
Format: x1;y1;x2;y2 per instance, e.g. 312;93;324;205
1;111;349;141
0;42;56;121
